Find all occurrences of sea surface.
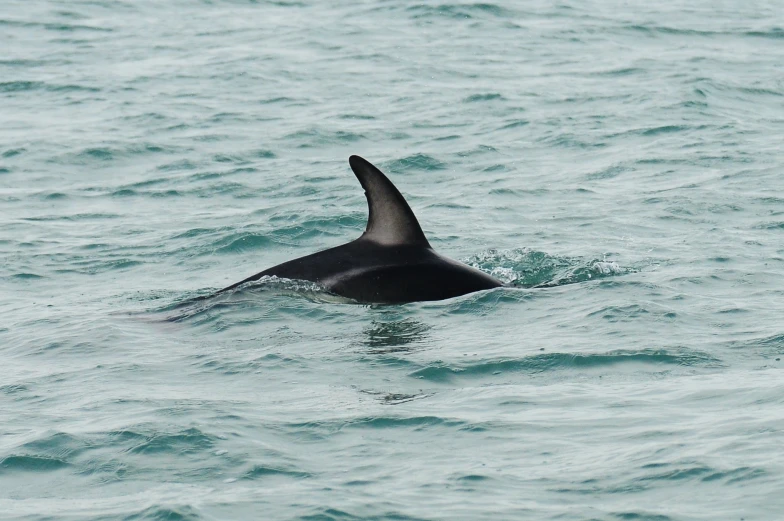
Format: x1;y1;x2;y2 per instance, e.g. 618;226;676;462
2;1;784;520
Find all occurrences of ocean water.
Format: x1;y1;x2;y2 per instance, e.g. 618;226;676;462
2;0;784;519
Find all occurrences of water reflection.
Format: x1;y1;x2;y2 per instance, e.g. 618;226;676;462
362;318;431;353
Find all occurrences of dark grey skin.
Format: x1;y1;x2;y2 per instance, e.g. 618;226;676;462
217;155;503;304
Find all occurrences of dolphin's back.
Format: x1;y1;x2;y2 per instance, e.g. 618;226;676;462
214;156;504;303
326;249;502;303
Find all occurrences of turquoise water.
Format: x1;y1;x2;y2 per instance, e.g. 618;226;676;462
2;1;784;519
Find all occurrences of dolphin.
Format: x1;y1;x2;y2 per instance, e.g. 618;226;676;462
216;155;503;303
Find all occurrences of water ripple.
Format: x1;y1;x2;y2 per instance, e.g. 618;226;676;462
408;348;722;382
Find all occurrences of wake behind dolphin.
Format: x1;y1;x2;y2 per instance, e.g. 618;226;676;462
216;155;503;304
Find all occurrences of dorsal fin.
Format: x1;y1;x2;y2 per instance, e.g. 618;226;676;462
349;155;431;247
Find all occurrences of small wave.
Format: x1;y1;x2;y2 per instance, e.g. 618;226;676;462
107;259;144;270
434;134;461;141
640;125;690;136
346;415;461;430
41;191;68;200
464;248;632;287
726;333;784;361
47;143;177;165
169;227;229;241
192;181;249;197
0;80;99;93
0;81;43;93
456;144;498;157
211;154;249;164
629;24;717;37
755;221;784;230
285;128;365;148
385;153;447;171
455;473;493;482
44;255;143;275
585;165;632;181
361;390;434;405
610;511;673;521
636;462;765;487
538;132;607;149
124;505;201;521
78;147;115;161
11;273;44;279
1;432;87;474
189;168;255;182
0;455;69;473
242;464;310;480
253;149;276;159
18;431;88;458
498;119;530;130
488;187;548;196
409;349;721;382
588;303;677;323
702;466;766;485
0;383;29;394
192;353;305;376
0;59;48;67
196;231;272;255
22;212;121;222
157;159;199;172
111;188;137;197
587;67;644;77
259;96;297;104
482;163;508;172
278;416;463;441
463;93;504;103
407;3;512;20
3;148;25;158
746;28;784;39
127;427;215;455
204;220;356;256
338;113;376;120
629;24;784;42
44;22;113;32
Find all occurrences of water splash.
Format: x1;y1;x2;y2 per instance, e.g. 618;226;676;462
157;276;348;322
464;248;633;287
